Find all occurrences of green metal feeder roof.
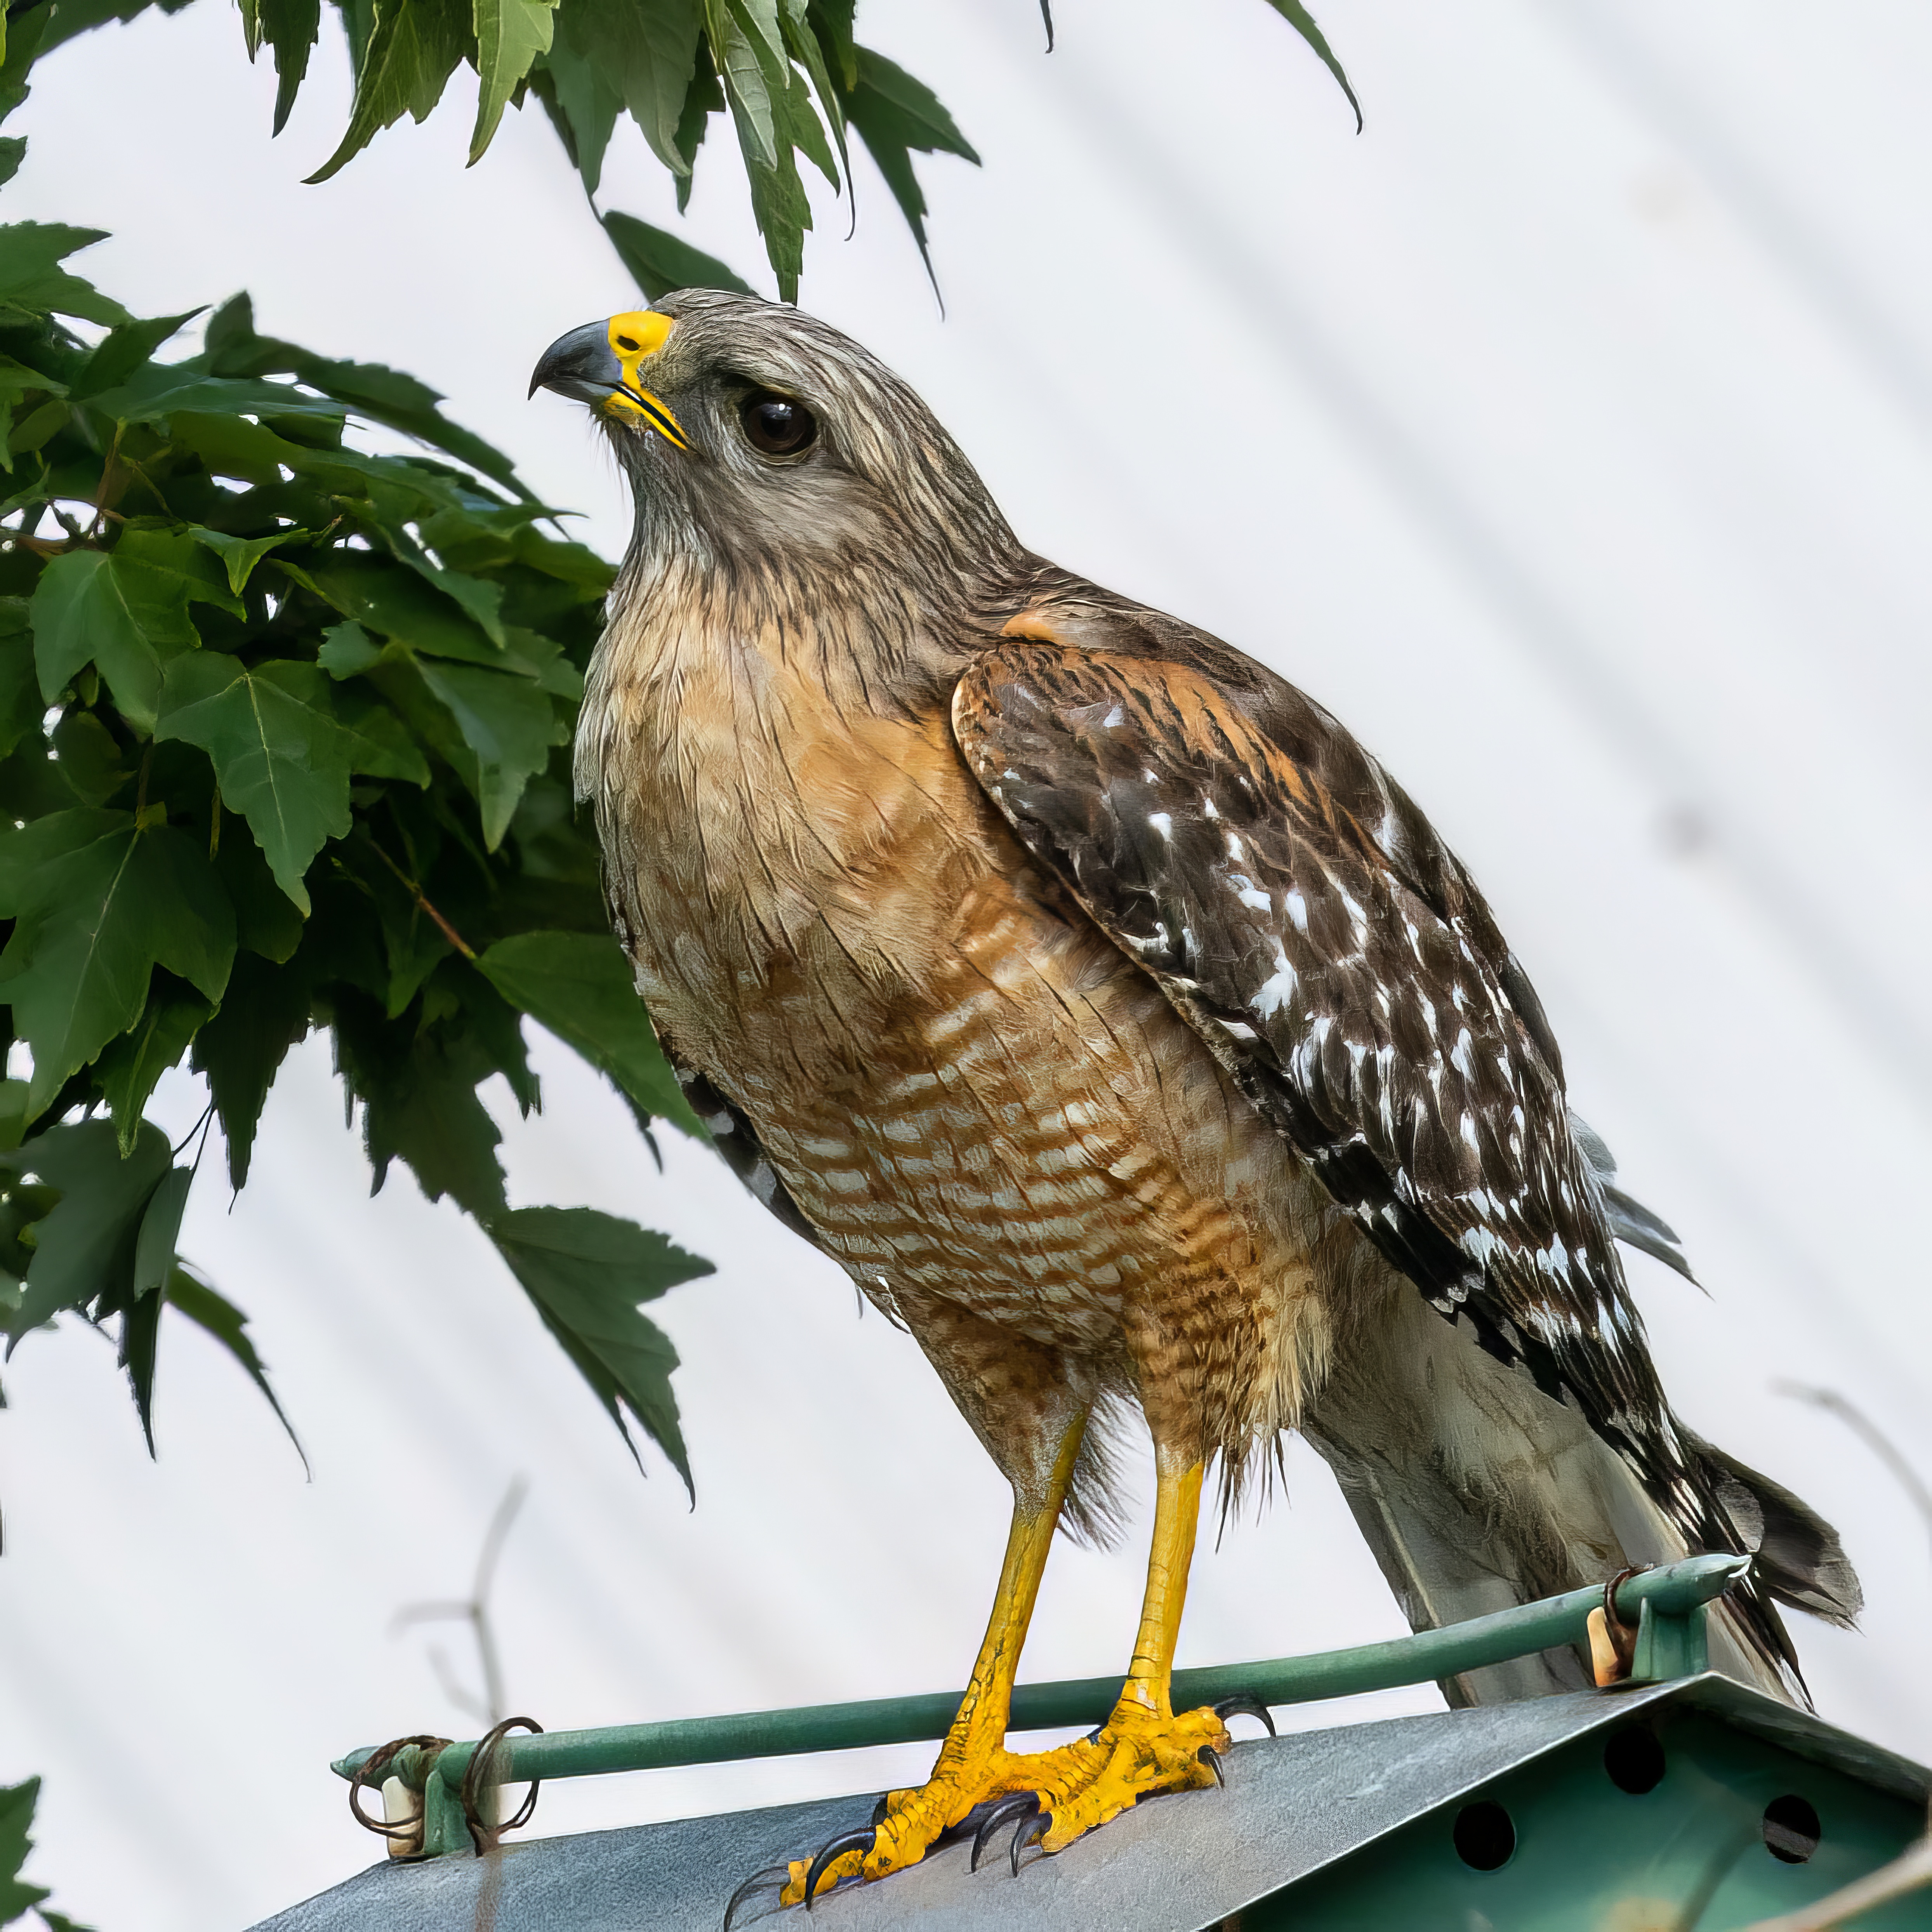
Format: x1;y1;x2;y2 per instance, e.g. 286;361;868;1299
248;1675;1932;1932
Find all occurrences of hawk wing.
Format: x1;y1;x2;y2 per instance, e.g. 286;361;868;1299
951;616;1703;1537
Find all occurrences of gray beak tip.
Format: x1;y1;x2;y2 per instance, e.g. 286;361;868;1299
529;320;622;406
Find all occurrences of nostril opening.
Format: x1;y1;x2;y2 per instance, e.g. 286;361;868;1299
615;335;641;353
1762;1795;1821;1863
1603;1728;1667;1794
1452;1799;1515;1871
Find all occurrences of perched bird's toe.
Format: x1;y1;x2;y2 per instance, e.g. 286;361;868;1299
1030;1703;1231;1852
1212;1692;1278;1737
1010;1807;1051;1875
721;1863;793;1930
758;1706;1234;1907
969;1791;1042;1873
779;1826;874;1909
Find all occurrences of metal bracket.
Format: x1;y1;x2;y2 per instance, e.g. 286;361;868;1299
334;1551;1750;1857
1630;1590;1709;1683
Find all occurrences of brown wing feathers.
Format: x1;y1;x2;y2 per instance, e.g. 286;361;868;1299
953;627;1815;1659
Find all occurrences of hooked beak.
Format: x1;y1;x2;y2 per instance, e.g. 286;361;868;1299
528;311;689;449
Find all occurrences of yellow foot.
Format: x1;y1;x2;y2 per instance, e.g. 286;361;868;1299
1023;1701;1230;1853
774;1702;1234;1907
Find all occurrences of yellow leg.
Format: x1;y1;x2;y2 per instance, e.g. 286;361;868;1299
1025;1447;1227;1852
1118;1449;1204;1721
784;1442;1230;1905
780;1413;1087;1903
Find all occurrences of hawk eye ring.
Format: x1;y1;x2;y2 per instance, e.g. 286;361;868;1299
741;390;817;457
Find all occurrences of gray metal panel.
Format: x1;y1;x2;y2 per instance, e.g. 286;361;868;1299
1681;1674;1932;1807
249;1679;1931;1932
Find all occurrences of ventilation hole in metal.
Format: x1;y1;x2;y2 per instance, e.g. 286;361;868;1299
1603;1727;1666;1794
1452;1799;1516;1871
1763;1795;1821;1864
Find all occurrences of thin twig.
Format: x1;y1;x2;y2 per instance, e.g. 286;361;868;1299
1773;1382;1932;1555
425;1642;492;1727
467;1478;528;1727
89;424;123;536
120;454;175;520
363;838;477;959
1743;1821;1932;1930
171;1096;217;1163
392;1477;528;1730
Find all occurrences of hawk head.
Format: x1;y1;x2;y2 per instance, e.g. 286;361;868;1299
529;293;1018;592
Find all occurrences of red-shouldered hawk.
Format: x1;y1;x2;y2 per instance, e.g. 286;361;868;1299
532;296;1858;1913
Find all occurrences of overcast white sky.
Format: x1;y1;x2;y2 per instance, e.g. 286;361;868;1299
5;2;1932;1927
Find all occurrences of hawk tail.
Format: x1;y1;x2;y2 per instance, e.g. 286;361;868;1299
1302;1283;1856;1708
1684;1430;1863;1632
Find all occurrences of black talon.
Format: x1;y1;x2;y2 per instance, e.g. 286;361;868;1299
1212;1693;1277;1738
721;1864;791;1931
869;1794;891;1827
971;1793;1040;1873
1011;1809;1051;1876
801;1828;874;1911
1198;1744;1225;1787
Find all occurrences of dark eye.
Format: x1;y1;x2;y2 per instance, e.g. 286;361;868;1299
741;390;817;456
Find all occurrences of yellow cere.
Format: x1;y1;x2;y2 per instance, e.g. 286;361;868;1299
601;309;688;448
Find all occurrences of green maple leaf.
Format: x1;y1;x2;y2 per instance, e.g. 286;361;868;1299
30;531;240;733
67;309;203;403
843;47;978;291
489;1205;710;1489
92;981;217;1154
418;658;566;847
0;222;130;327
704;0;780;171
191;952;311;1189
155;654;354;913
0;1778;50;1925
350;1020;510;1217
239;0;323;133
573;0;702;177
471;0;556;163
1258;0;1361;130
6;1117;171;1341
186;522;307;596
602;210;753;301
203;294;527;498
307;0;473;183
334;680;431;785
0;809;236;1119
478;930;704;1133
307;553;502;664
82;362;345;431
163;1265;304;1466
368;644;567;849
